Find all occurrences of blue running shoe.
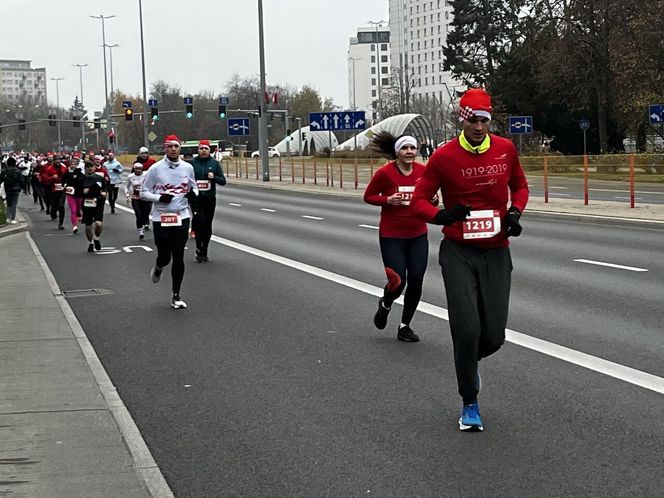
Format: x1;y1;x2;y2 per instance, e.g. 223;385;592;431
459;403;483;432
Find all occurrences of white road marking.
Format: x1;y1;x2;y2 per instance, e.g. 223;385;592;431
358;224;379;230
229;202;242;207
210;234;664;396
301;215;324;220
260;208;276;212
574;259;649;272
613;196;643;201
549;186;569;190
549;192;571;196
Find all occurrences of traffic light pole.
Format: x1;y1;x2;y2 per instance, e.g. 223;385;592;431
138;0;149;149
257;0;269;181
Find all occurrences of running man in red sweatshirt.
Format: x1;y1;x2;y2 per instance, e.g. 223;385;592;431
411;88;529;432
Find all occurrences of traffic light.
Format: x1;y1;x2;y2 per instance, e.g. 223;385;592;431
185;104;193;119
94;117;100;129
48;114;56;126
18;119;26;131
150;106;159;121
124;107;134;121
218;104;227;119
73;116;80;128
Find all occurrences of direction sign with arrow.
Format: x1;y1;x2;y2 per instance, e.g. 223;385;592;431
309;111;366;131
648;104;664;124
509;115;533;134
227;118;250;136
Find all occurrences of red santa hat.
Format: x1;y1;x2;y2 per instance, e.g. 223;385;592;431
458;88;493;122
163;134;181;146
198;139;210;149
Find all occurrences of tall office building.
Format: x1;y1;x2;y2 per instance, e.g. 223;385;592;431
347;26;391;122
388;0;460;111
0;60;47;104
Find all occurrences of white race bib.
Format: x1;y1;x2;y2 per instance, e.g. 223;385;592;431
65;186;75;195
462;210;501;239
397;185;415;206
84;198;97;208
53;183;64;192
160;213;182;227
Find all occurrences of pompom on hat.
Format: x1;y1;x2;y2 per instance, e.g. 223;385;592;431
458;88;493;122
163;134;181;146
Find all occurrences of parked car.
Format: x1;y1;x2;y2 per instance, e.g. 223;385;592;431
251;147;280;158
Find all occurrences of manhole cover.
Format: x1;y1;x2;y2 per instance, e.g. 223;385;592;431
62;288;113;298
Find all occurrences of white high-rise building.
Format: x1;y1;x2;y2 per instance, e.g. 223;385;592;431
347;26;391;121
388;0;460;110
0;60;47;104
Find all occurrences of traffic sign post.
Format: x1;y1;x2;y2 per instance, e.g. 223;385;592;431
579;119;590;156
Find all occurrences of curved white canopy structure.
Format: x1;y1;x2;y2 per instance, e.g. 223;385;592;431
273;126;339;156
335;114;434;151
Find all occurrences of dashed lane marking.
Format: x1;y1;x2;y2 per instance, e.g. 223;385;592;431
210;234;664;396
301;215;324;220
574;259;648;272
358;224;379;230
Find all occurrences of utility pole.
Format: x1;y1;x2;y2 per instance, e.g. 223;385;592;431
72;64;88;149
138;0;149;149
257;0;269;180
50;77;64;151
90;14;116;150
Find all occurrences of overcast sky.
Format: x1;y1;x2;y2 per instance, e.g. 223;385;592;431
2;0;388;112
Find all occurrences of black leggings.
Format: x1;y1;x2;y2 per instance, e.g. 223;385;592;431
153;218;190;295
131;199;151;229
50;191;66;224
192;195;216;256
379;233;428;325
108;185;119;210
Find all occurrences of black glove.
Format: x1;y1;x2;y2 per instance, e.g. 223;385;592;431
504;207;523;237
158;193;174;203
434;204;472;225
185;190;197;203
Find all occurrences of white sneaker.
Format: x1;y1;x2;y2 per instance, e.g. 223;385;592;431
10;220;18;225
171;294;187;309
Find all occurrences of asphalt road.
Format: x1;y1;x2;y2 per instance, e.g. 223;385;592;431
20;188;664;497
527;176;664;204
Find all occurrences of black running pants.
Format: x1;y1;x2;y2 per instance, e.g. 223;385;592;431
193;195;216;256
379;233;428;326
131;199;151;229
153;218;190;294
439;239;512;405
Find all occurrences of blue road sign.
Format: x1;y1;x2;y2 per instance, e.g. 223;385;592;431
219;96;229;105
228;118;250;136
183;96;193;105
309;111;366;131
148;99;158;107
509;115;533;134
648;104;664;124
122;100;132;109
579;119;590;130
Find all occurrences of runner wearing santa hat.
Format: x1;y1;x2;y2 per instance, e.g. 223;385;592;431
140;134;198;309
411;88;529;432
190;139;226;262
125;162;151;240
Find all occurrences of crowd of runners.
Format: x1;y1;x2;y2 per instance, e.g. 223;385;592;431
1;88;529;432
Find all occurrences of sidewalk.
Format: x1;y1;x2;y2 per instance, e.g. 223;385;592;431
0;211;172;497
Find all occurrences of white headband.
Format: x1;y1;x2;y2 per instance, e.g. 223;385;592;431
394;135;418;154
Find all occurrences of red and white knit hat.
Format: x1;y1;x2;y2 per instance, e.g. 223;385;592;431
458;88;493;122
198;139;211;149
163;134;181;146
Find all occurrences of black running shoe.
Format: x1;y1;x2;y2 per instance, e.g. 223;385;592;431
94;239;101;251
151;266;163;283
144;224;150;231
373;298;390;330
58;224;64;230
397;325;420;342
87;243;94;253
202;255;210;262
171;293;187;309
139;234;145;241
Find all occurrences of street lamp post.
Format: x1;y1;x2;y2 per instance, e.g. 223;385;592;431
349;56;360;152
257;0;269;181
90;14;115;150
50;77;64;151
367;20;385;122
72;64;88;149
138;0;149;149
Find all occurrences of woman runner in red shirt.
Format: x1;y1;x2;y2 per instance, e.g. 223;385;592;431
363;132;438;342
